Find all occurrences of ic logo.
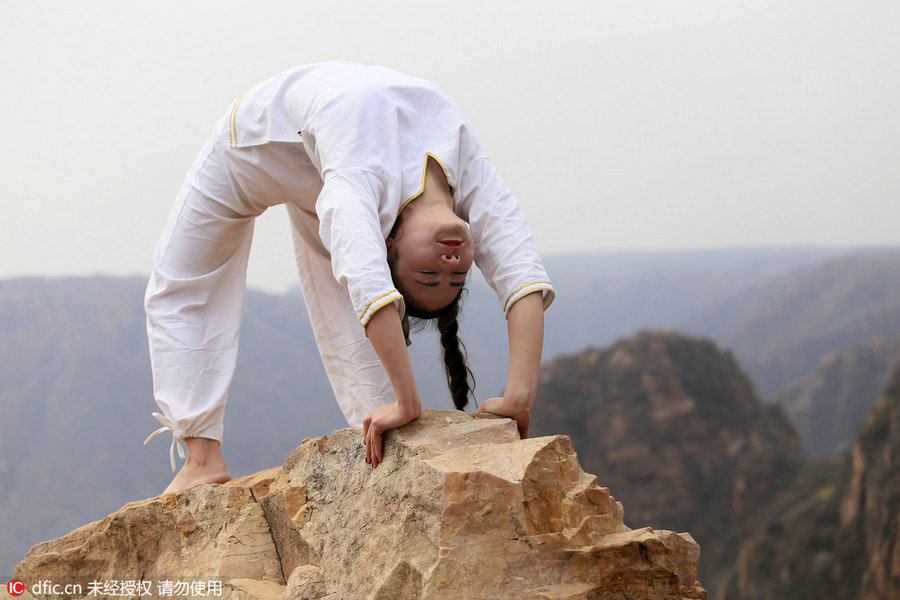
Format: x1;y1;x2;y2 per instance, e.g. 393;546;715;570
7;579;25;597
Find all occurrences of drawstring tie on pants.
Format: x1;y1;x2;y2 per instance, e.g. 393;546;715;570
143;412;187;472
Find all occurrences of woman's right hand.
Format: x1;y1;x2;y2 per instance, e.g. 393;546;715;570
363;401;420;468
363;304;423;468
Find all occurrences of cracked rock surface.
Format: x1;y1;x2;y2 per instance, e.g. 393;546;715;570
13;410;705;600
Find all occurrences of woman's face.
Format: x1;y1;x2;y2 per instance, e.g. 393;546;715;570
387;212;475;313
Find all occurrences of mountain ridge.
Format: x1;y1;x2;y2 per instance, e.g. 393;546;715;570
3;246;900;583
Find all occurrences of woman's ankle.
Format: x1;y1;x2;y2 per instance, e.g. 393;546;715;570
181;437;228;473
162;439;231;495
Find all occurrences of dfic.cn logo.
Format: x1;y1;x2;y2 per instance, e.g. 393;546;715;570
7;579;25;597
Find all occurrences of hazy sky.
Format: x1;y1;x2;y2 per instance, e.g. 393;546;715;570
3;0;899;293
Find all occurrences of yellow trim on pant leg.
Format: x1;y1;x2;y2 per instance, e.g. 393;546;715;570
228;85;256;149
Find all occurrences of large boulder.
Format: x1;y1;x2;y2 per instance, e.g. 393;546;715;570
12;410;705;600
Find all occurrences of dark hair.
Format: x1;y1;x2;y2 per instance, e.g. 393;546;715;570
387;212;475;410
402;293;475;411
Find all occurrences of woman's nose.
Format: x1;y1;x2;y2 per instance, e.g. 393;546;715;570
441;254;460;265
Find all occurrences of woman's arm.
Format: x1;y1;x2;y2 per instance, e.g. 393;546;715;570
362;304;422;467
477;292;545;438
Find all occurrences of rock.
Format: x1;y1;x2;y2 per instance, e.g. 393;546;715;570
13;410;705;600
840;365;900;600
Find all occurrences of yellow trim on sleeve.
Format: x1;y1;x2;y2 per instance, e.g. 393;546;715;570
398;153;457;214
360;289;403;327
504;280;552;305
503;280;554;314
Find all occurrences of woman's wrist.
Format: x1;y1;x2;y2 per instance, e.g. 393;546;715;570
395;394;422;418
392;376;422;416
502;386;535;414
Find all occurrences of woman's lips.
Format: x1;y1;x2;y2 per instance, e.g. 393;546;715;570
439;240;463;251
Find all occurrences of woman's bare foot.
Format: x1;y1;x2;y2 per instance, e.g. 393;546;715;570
162;437;231;495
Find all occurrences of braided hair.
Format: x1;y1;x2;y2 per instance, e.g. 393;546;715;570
402;294;475;410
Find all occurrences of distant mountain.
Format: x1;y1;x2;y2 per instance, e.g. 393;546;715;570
680;252;900;399
732;362;900;600
530;331;804;596
540;246;853;360
774;333;900;457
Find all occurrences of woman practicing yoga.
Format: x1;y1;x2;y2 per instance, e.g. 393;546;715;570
143;62;554;494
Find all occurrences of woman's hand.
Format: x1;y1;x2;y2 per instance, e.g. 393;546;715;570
363;401;420;468
478;292;544;440
477;396;531;439
363;305;422;468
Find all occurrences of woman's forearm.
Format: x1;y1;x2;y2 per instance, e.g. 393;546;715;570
364;304;422;415
503;292;545;411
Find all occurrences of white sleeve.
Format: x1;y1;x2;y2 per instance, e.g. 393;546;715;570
458;158;555;316
316;171;404;326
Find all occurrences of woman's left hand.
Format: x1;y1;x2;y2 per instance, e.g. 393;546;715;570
363;401;420;468
476;293;544;440
477;396;531;439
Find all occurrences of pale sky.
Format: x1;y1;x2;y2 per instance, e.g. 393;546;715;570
3;0;899;293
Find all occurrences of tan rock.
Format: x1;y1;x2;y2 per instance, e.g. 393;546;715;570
225;579;286;600
14;410;705;600
14;480;283;600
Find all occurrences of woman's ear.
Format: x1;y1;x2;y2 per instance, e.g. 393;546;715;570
385;237;397;262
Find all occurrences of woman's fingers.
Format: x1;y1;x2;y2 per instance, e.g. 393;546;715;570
363;407;388;468
365;426;383;468
370;430;383;468
362;401;420;469
363;415;372;464
517;412;530;439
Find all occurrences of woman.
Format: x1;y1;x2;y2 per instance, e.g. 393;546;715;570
144;62;554;493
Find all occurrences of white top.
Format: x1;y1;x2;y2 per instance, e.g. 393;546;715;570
227;61;554;324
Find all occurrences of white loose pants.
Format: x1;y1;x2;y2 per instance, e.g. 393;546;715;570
145;121;394;450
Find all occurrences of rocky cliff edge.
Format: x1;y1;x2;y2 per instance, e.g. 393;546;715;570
12;410;705;600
